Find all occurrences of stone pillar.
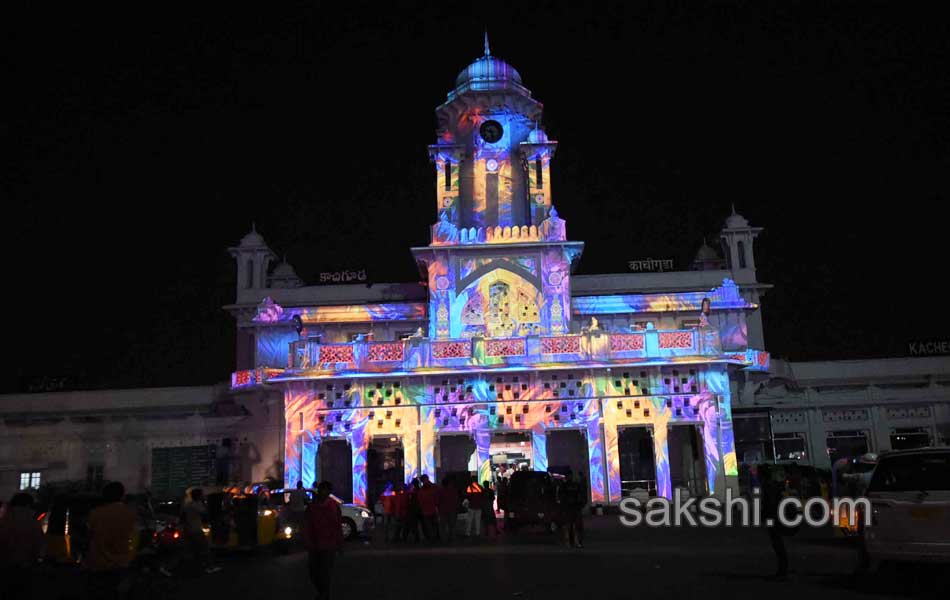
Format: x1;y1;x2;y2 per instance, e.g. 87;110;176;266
350;421;369;506
531;425;548;473
586;418;608;504
301;434;319;489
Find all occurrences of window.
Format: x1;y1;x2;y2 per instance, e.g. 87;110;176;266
868;452;950;493
535;158;543;188
246;259;254;289
444;161;452;190
634;321;654;330
773;432;807;461
19;471;41;490
826;430;869;465
737;241;747;268
890;427;931;451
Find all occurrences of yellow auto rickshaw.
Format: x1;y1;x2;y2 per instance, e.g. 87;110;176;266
41;492;141;564
184;484;289;550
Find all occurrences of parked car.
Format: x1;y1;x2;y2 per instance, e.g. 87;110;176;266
269;487;374;541
504;471;560;533
860;447;950;566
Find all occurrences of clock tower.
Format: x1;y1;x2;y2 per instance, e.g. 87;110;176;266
415;38;582;340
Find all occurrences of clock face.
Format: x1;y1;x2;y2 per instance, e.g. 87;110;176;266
486;159;499;172
479;120;503;143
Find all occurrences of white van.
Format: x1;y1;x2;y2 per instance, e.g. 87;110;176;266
861;448;950;566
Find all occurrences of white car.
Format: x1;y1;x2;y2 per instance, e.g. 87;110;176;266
861;448;950;566
272;488;374;540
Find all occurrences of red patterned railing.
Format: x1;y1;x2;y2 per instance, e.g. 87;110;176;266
486;338;526;357
432;341;470;359
541;336;581;354
609;334;645;353
319;344;356;364
658;331;694;349
368;342;404;362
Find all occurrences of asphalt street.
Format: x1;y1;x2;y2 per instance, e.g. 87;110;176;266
29;516;943;600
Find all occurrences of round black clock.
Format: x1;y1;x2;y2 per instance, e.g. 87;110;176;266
479;120;504;143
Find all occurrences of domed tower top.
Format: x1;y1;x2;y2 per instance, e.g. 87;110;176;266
447;32;532;101
430;35;554;235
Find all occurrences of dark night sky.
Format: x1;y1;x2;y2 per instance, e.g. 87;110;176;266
5;1;950;392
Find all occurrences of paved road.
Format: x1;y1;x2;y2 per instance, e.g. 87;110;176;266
32;517;942;599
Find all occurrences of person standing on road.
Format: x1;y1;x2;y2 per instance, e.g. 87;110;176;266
303;481;344;600
438;478;459;543
481;481;497;538
574;471;588;548
404;478;423;543
416;475;440;542
0;492;46;599
182;488;221;575
760;464;790;581
289;481;309;535
84;481;138;599
465;477;483;539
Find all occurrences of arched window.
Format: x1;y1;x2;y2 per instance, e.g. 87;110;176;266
246;259;254;289
737;241;747;269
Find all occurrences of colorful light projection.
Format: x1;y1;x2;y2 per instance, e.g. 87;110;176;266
572;278;754;316
282;362;740;506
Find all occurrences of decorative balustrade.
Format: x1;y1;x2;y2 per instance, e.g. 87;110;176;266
281;328;710;374
541;335;581;355
234;328;768;389
486;338;526;357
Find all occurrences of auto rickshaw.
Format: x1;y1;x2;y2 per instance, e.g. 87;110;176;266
41;492;141;564
183;484;289;550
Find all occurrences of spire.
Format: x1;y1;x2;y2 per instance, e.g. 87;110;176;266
484;29;491;57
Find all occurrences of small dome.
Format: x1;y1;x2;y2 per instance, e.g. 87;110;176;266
694;242;719;262
526;127;549;144
271;261;298;279
725;206;749;229
239;224;267;247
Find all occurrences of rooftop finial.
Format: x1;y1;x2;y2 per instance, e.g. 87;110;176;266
484;29;491;56
730;203;737;215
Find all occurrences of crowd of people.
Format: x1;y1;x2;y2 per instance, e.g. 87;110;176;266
375;469;588;547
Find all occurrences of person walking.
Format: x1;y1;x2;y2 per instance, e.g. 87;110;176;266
574;471;588;547
182;488;221;575
289;480;309;536
303;481;344;600
760;464;791;580
84;481;138;599
404;479;423;543
465;477;482;539
380;484;396;543
438;478;459;543
0;492;46;599
481;481;497;538
558;473;584;548
416;475;440;542
393;483;410;543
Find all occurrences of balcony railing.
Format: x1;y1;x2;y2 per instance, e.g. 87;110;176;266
285;328;721;374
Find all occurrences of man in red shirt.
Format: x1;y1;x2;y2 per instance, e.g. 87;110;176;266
416;475;441;542
303;481;344;599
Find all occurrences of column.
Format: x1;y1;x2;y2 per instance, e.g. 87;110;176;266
531;425;548;473
586;418;608;504
350;421;369;506
475;429;491;486
301;434;319;489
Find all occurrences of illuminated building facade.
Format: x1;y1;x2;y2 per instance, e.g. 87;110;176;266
228;43;770;507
